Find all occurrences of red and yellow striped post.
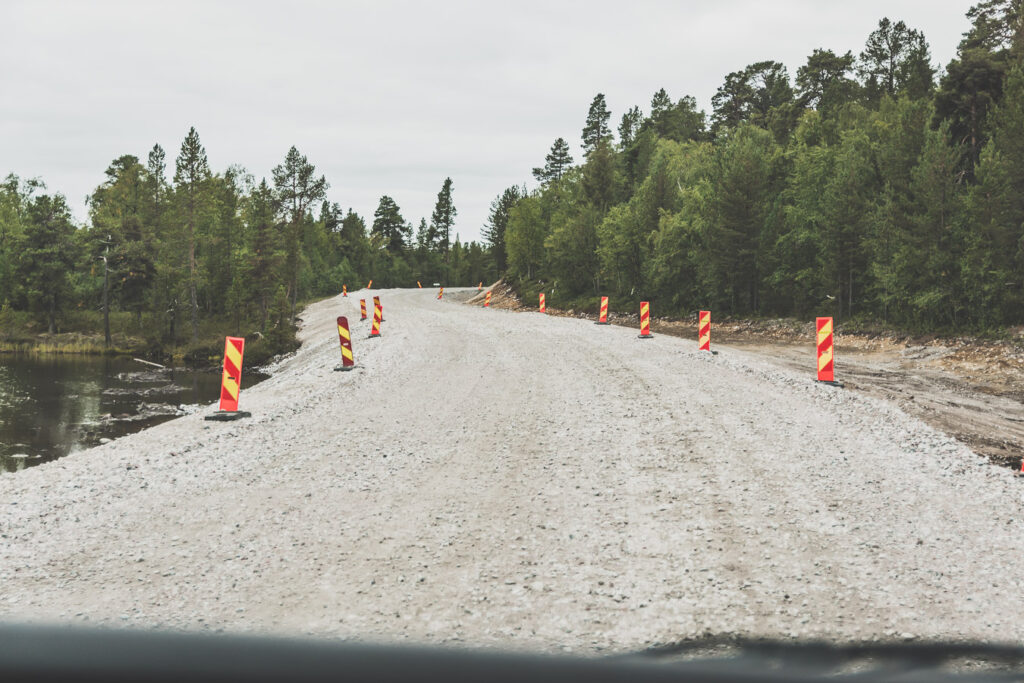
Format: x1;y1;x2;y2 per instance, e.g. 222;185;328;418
342;284;347;297
367;279;373;289
373;296;382;321
816;316;835;383
437;287;444;300
484;291;492;307
335;316;355;371
359;299;367;320
596;296;609;324
699;310;711;351
417;281;422;288
638;301;653;338
205;336;250;420
368;302;382;338
477;282;482;291
539;293;546;313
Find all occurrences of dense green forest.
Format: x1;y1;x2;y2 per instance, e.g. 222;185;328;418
0;132;494;360
2;1;1022;364
491;1;1024;331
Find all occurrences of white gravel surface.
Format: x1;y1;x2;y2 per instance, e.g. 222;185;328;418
2;288;1024;653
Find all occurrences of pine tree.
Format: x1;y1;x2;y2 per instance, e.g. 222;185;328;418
173;126;211;342
430;177;457;257
532;138;574;184
858;18;934;100
272;146;328;317
581;93;612;156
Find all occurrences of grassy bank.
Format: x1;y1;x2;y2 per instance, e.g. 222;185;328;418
0;304;304;368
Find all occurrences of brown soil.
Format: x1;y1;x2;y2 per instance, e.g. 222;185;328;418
482;284;1024;470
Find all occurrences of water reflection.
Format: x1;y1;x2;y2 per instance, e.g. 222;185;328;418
0;355;265;473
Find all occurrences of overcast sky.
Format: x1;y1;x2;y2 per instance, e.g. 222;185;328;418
1;0;976;243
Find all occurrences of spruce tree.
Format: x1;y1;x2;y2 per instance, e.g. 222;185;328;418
581;93;612;156
532;138;574;184
371;195;409;253
482;185;522;272
618;106;642;148
430;177;457;256
173;126;210;342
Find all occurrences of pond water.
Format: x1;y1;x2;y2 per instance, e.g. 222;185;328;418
0;354;265;473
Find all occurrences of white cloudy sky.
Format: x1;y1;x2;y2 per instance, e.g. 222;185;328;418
1;0;975;243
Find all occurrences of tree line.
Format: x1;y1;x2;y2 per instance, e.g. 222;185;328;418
488;1;1024;330
0;132;495;357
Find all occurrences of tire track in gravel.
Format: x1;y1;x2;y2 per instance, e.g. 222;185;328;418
3;288;1024;653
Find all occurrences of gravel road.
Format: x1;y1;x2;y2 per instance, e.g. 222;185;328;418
2;288;1024;653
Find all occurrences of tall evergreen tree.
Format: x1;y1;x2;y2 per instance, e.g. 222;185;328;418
429;177;457;257
858;18;935;101
173;126;211;342
17;194;78;333
371;195;409;253
482;185;522;272
532;138;574;184
272;146;328;316
618;106;643;148
581;93;612;156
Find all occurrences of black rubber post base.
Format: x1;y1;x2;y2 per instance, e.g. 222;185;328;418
595;322;610;325
333;365;356;372
702;350;719;355
367;335;381;339
814;379;844;388
638;334;653;339
204;411;251;421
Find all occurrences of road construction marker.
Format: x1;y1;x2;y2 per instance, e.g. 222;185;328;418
335;316;355;371
417;281;422;288
373;296;384;321
342;284;347;297
485;291;492;307
699;310;711;351
367;279;373;288
596;296;609;324
816;317;842;386
477;282;482;291
638;301;652;338
360;299;367;320
368;302;382;338
437;287;444;300
539;293;546;313
205;336;250;420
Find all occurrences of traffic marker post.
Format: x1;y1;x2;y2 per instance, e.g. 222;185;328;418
334;316;355;371
368;302;382;338
539;293;546;313
360;299;367;320
205;336;250;420
816;316;842;386
699;310;716;354
595;296;609;325
373;296;384;321
342;284;347;297
417;281;422;288
367;279;373;289
477;282;482;291
485;291;492;307
437;287;444;300
638;301;653;338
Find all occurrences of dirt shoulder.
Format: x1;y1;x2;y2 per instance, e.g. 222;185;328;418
487;282;1024;470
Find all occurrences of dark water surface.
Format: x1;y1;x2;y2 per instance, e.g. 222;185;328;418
0;354;265;473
